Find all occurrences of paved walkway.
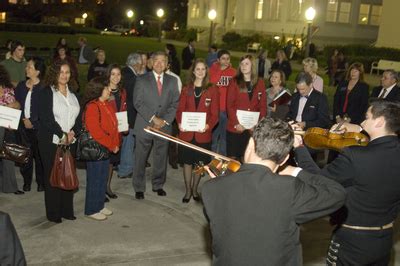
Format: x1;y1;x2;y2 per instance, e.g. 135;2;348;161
2;163;400;265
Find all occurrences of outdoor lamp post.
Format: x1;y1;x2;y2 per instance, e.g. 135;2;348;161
305;7;316;57
156;8;165;42
208;9;217;48
127;9;134;30
82;13;88;26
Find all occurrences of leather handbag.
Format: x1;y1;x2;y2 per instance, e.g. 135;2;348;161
0;141;31;164
76;103;110;161
50;145;79;190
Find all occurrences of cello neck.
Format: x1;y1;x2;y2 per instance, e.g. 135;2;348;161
144;127;240;165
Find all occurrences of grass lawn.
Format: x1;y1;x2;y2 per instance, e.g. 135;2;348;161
2;31;379;111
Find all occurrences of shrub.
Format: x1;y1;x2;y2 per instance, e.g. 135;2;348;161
0;23;100;34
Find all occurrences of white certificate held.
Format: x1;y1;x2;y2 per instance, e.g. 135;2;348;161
236;110;260;129
181;112;206;132
116;111;129;132
0;105;22;130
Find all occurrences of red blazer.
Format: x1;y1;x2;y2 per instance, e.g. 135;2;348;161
176;85;219;143
109;88;127;113
85;100;120;151
226;79;267;132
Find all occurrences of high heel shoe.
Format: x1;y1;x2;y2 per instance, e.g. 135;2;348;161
192;193;201;202
106;191;118;199
182;193;192;203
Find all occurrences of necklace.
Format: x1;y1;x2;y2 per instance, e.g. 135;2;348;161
194;88;203;98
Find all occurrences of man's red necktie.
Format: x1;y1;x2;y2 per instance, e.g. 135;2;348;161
157;75;162;96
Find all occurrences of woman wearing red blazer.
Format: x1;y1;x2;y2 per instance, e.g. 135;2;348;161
83;76;120;221
104;64;127;200
227;55;267;160
176;59;219;203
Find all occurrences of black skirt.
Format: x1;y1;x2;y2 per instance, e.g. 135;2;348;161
178;139;211;166
226;130;251;158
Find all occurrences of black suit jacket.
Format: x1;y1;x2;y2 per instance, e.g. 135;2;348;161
295;136;400;227
181;45;195;70
122;66;138;128
287;89;330;129
202;164;345;266
333;81;369;124
0;212;26;266
370;85;400;102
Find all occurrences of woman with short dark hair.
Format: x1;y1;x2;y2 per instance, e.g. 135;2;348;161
82;76;120;221
15;57;46;192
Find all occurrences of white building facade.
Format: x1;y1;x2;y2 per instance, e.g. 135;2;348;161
187;0;383;47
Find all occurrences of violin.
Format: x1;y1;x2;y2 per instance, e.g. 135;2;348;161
144;127;241;177
294;117;369;151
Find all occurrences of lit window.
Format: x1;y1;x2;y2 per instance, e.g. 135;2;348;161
326;0;351;23
288;0;313;21
358;4;370;25
370;5;382;26
75;18;85;24
190;3;200;18
0;12;6;23
256;0;264;19
265;0;281;20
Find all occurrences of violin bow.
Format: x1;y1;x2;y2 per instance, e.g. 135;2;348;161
144;126;241;166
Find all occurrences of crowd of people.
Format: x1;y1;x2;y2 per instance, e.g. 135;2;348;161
1;36;400;265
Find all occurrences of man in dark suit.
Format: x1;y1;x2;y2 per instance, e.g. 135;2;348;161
287;72;330;130
181;39;195;70
77;37;95;64
0;211;26;265
293;100;400;265
132;51;180;199
370;69;400;102
118;53;143;179
202;118;346;265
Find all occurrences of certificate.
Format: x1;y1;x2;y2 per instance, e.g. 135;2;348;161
0;105;21;130
181;112;206;132
116;111;129;132
236;110;260;129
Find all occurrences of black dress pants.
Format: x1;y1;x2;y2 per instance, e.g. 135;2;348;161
18;128;44;187
327;227;392;266
38;140;74;221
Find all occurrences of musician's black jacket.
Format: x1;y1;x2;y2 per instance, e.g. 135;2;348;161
202;163;345;265
294;135;400;227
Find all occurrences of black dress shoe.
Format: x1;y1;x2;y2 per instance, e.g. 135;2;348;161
104;196;110;203
106;191;118;199
146;161;151;168
182;195;191;203
37;184;44;192
48;218;62;224
23;184;31;192
63;216;77;220
193;194;201;202
152;189;166;196
135;192;144;199
169;162;178;169
14;190;25;195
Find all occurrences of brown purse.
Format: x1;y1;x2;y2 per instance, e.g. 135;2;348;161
50;145;79;190
0;141;31;164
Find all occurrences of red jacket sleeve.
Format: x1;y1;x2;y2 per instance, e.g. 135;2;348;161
227;81;240;126
176;86;188;124
85;102;116;151
257;79;267;118
207;86;219;129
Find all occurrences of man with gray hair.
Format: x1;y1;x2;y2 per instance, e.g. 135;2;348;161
370;69;400;102
202;117;345;265
118;53;143;179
